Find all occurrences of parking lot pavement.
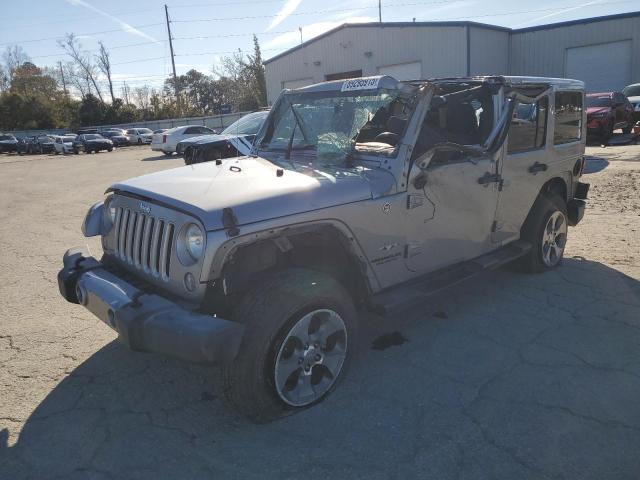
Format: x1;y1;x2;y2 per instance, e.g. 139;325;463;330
1;144;639;479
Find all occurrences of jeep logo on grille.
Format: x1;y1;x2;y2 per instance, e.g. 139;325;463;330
139;202;151;214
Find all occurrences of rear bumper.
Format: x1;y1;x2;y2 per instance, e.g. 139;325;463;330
58;247;243;364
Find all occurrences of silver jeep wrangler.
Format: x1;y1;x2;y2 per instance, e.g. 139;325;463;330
59;75;589;419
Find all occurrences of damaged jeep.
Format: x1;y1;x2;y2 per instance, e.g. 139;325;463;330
58;75;589;419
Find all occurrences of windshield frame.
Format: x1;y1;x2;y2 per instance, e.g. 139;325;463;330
253;85;418;169
222;111;268;135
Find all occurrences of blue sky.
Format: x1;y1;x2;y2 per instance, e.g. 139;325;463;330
1;0;637;93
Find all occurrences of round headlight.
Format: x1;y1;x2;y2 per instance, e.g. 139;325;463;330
185;223;204;261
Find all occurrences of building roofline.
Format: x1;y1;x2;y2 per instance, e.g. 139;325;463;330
263;21;510;64
263;11;640;65
513;10;640;33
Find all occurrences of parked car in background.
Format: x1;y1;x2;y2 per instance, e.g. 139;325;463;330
72;134;113;154
102;131;130;146
16;136;34;154
586;92;634;141
622;83;640;122
0;133;19;153
54;135;77;155
126;128;154;145
151;125;217;155
34;134;56;154
153;128;168;134
182;111;269;165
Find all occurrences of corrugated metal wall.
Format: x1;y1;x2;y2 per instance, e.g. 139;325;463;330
469;27;509;76
266;24;475;102
265;16;640;102
509;16;640;81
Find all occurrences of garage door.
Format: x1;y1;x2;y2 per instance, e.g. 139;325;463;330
282;78;314;90
565;41;632;92
377;61;422;81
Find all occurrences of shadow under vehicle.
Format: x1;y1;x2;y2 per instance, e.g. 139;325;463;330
8;256;640;479
58;74;590;420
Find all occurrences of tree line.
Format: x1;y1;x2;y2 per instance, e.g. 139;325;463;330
0;35;267;131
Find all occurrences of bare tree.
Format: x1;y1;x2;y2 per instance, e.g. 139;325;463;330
96;42;115;103
58;34;104;103
2;45;30;86
0;64;8;92
121;81;131;105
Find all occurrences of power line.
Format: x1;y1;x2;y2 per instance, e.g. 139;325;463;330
111;56;166;66
30;40;166;60
173;30;298;40
0;23;164;47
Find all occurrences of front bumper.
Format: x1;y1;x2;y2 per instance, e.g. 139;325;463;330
58;247;243;364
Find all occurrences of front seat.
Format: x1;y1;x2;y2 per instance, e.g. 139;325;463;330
373;116;407;146
446;102;479;145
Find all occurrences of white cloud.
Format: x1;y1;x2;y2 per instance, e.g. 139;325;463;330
268;0;303;31
512;0;601;28
65;0;159;42
264;15;375;49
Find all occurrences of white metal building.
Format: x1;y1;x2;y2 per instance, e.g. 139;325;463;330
264;12;640;103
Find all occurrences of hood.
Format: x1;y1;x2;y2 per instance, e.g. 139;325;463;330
182;133;240;147
627;95;640;104
0;139;18;144
109;156;391;231
587;106;611;116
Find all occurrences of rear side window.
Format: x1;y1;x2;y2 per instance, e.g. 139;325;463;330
507;97;548;153
554;91;582;145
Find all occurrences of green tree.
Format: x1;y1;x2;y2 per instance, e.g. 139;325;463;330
78;94;106;126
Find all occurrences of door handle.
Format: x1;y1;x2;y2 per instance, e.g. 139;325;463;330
477;172;501;185
528;162;548;174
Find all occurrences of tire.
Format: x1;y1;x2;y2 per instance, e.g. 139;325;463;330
518;192;568;273
137;138;142;145
222;268;357;421
108;147;113;152
163;151;172;156
622;124;632;135
74;148;79;155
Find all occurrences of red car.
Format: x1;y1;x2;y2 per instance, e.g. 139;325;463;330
586;92;634;141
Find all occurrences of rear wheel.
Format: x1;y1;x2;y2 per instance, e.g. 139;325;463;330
622;123;632;134
222;268;357;421
518;193;568;273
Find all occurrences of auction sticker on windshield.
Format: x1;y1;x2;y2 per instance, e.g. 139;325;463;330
341;77;381;92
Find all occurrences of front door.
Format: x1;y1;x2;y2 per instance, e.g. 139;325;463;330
405;150;501;273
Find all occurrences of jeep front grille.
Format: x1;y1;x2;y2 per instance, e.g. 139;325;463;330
113;207;174;280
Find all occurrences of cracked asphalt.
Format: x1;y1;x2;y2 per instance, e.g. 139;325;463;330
1;141;639;479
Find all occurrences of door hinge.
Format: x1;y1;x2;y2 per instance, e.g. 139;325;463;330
491;220;498;232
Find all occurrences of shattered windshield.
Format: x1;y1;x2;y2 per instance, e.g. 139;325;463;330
256;87;415;167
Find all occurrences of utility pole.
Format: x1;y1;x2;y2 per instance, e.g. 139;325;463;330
164;4;180;113
378;0;382;22
58;61;67;95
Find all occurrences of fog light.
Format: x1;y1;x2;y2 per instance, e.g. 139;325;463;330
184;272;197;292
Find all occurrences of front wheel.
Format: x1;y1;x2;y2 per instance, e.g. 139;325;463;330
222;268;357;421
518;193;568;273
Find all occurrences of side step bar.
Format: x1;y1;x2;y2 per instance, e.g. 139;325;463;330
369;240;532;317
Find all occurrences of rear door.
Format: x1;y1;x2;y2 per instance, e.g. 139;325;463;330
494;92;551;243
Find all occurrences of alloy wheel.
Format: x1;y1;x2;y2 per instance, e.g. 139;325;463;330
274;309;348;407
541;210;567;267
